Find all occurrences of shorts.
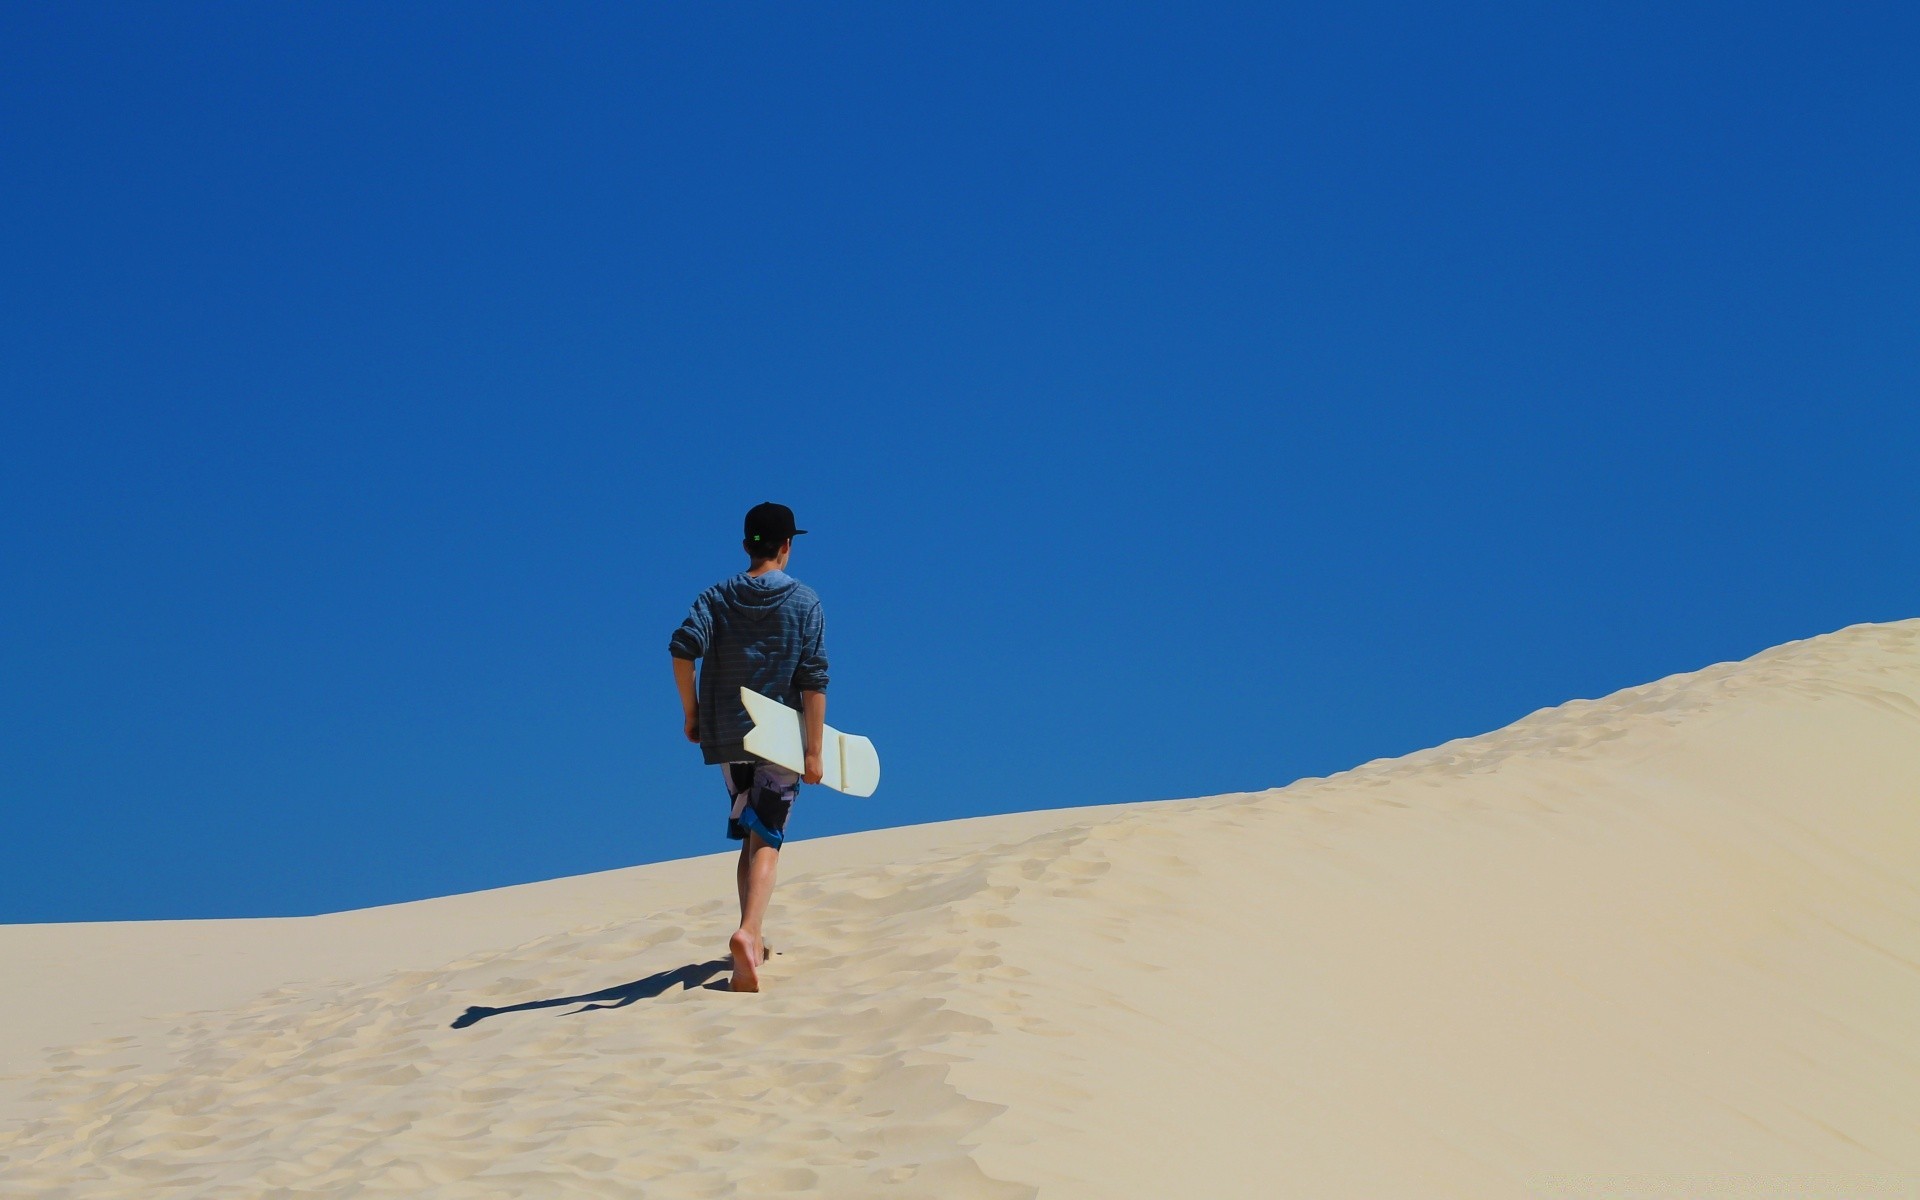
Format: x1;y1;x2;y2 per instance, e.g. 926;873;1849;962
723;761;801;849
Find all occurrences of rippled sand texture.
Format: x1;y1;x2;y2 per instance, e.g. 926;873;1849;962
4;619;1920;1198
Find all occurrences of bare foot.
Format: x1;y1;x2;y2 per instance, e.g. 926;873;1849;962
729;929;761;992
727;938;772;963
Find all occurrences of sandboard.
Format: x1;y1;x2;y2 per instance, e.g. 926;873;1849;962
739;686;881;797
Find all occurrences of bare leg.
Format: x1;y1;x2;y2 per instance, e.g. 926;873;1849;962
729;832;780;992
734;842;771;963
735;841;750;927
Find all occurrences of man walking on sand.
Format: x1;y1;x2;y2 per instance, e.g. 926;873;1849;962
669;502;827;993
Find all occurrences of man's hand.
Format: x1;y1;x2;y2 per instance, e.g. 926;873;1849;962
803;750;824;785
684;712;700;743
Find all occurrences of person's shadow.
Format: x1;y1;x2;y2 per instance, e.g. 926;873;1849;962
451;958;733;1029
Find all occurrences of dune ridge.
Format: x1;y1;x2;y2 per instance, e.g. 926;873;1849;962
3;619;1919;1197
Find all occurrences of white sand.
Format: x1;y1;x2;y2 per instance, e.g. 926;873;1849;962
4;619;1919;1198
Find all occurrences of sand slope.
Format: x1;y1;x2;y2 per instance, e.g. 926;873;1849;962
4;620;1920;1198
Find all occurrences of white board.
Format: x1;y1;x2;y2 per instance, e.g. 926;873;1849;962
739;687;881;798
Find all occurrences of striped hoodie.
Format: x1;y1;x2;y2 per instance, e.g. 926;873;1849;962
669;569;829;765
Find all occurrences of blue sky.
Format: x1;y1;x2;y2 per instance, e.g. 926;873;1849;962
2;3;1915;922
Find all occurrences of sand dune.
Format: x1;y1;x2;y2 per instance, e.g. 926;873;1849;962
4;620;1919;1197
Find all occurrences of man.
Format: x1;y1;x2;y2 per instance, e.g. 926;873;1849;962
669;502;828;992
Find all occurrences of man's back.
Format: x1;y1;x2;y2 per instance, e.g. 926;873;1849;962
669;569;828;765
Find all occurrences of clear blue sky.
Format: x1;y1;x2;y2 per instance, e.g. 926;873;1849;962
3;3;1915;923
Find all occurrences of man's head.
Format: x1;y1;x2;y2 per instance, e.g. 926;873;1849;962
743;501;807;566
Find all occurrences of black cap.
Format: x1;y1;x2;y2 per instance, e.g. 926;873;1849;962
744;501;807;546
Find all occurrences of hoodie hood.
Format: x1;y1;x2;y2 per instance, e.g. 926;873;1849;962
713;570;799;623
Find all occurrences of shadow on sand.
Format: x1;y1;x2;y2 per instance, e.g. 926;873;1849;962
451;958;734;1028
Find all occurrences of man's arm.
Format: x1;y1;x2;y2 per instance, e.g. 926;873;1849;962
669;590;712;746
800;690;825;784
673;656;700;743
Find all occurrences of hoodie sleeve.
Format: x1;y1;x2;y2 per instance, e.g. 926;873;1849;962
793;600;829;692
669;590;713;660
